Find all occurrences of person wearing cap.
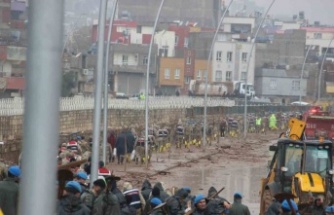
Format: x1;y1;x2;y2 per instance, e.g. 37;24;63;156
326;205;334;215
150;197;167;215
192;194;209;215
83;157;91;175
0;165;20;215
98;161;112;177
281;199;300;215
74;172;94;210
229;192;250;215
92;178;121;215
58;181;90;215
311;196;325;215
206;187;230;215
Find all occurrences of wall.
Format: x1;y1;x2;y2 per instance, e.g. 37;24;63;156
154;31;176;57
159;57;184;87
194;59;212;81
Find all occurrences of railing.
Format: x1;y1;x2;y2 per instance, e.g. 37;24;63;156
0;96;236;116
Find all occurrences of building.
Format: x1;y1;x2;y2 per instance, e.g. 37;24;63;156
301;27;334;57
154;30;176;57
157;57;184;95
222;17;255;34
118;0;222;27
213;41;255;84
255;29;306;68
111;43;157;96
255;68;308;102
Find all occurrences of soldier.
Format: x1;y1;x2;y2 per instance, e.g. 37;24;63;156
0;165;20;215
229;193;250;215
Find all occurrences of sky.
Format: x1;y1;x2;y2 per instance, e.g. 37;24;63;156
252;0;334;25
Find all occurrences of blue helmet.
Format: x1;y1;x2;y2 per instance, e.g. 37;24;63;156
65;181;82;193
8;166;21;177
194;194;206;205
234;192;243;199
326;206;334;213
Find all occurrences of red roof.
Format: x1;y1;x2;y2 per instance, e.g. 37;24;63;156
6;77;25;90
301;27;334;33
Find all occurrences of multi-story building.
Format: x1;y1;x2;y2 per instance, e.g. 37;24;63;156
301;27;334;57
255;29;306;68
213;41;255;84
255;68;308;103
158;57;184;95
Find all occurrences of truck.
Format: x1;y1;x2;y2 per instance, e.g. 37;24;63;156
188;80;255;98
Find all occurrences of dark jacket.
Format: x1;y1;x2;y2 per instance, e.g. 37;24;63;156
192;207;210;215
126;131;136;153
229;201;251;215
111;180;126;207
166;189;188;215
107;131;116;149
92;191;121;215
141;179;152;201
206;187;229;215
0;178;19;215
154;182;170;202
311;201;325;215
58;194;91;215
265;201;281;215
121;204;137;215
80;184;94;210
116;133;127;155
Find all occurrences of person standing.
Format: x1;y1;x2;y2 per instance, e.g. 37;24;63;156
116;130;127;165
74;172;94;210
57;181;91;215
107;130;116;163
192;194;209;215
229;192;250;215
126;129;136;162
220;118;227;137
0;165;20;215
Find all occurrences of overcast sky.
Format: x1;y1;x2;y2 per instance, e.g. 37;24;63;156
251;0;334;25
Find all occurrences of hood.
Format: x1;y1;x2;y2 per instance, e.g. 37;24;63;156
59;195;82;212
142;179;152;191
154;182;164;192
207;186;217;197
175;188;188;199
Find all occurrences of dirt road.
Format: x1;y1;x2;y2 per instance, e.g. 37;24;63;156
108;133;278;214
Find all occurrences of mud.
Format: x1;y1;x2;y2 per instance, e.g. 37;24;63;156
108;133;278;215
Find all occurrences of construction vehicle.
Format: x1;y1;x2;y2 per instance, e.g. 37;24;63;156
259;117;334;214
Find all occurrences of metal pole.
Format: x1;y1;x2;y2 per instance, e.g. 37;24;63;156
145;0;165;168
18;0;63;214
91;0;107;186
317;37;334;102
203;0;234;147
103;0;118;165
243;0;276;138
298;45;312;103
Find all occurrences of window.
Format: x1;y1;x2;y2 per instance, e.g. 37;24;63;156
175;35;179;46
269;79;277;90
164;69;170;79
185;77;191;84
226;71;232;81
122;55;128;65
186;57;191;65
216;51;222;61
174;69;180;79
143;56;148;65
184;38;189;48
136;26;142;33
227;51;233;62
241;71;247;81
215;70;222;82
242;52;247;62
292;80;300;91
314;33;322;39
196;70;202;80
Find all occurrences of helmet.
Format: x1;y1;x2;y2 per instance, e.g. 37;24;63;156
281;199;298;212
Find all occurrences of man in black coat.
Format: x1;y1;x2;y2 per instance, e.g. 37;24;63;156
116;130;127;164
0;166;20;215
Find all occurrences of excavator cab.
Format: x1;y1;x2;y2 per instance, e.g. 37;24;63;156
260;121;334;215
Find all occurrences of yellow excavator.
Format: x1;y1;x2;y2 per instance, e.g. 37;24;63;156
259;117;334;214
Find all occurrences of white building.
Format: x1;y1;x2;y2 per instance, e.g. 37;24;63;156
222;17;255;34
212;41;255;84
302;27;334;56
154;30;176;57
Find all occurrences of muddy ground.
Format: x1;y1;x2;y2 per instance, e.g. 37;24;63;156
107;133;278;215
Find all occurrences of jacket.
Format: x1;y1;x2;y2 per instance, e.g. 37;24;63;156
141;179;152;201
0;178;19;215
58;194;91;215
116;133;127;155
80;187;94;210
265;201;281;215
92;191;121;215
229;201;251;215
154;182;170;202
166;189;188;215
126;131;136;153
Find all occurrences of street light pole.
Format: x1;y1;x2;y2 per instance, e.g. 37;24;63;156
103;0;118;165
317;37;334;102
243;0;276;138
91;0;108;185
298;45;312;103
145;0;165;168
203;0;234;147
18;0;63;214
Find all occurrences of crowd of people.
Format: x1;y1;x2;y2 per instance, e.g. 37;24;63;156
2;162;334;215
